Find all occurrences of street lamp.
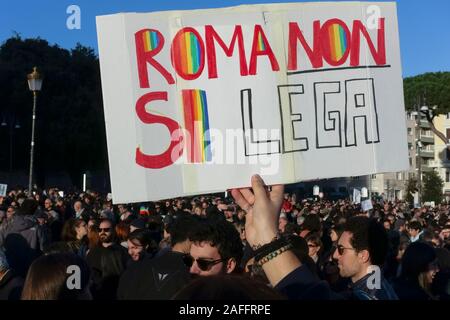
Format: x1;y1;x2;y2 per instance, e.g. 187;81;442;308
27;67;43;196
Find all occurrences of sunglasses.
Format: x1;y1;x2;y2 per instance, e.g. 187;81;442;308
99;227;111;233
336;245;356;255
182;254;225;271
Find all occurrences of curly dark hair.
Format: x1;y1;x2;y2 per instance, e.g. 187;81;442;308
189;218;243;265
165;212;201;246
344;216;388;266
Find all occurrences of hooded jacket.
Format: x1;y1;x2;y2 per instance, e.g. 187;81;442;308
0;215;48;251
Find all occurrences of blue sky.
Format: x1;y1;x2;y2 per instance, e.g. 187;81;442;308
0;0;449;77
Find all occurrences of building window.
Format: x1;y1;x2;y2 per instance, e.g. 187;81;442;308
397;172;402;180
447;113;450;120
446;171;450;183
407;128;413;135
409;157;413;167
371;174;377;179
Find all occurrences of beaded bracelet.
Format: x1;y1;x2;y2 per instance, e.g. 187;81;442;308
255;243;293;266
253;234;292;262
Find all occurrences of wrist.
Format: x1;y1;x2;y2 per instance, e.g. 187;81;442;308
251;230;279;248
253;235;294;266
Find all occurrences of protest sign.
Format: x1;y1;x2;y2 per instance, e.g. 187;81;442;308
97;2;408;203
361;199;373;211
0;184;7;197
353;188;361;204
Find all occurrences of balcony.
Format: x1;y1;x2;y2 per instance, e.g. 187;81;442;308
420;135;434;144
420;120;430;128
419;150;435;158
421;166;434;172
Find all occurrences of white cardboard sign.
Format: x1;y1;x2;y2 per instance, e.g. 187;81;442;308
96;2;408;203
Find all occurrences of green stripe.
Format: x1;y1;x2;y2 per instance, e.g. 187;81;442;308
339;26;346;57
190;33;199;73
260;34;266;50
151;31;158;49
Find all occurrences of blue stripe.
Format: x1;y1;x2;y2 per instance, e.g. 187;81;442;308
200;90;211;161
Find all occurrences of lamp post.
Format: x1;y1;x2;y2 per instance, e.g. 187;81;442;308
27;67;43;196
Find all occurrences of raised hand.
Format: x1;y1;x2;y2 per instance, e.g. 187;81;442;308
231;174;284;248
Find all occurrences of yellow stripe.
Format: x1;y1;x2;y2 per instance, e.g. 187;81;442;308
185;32;193;74
143;31;151;52
333;25;342;61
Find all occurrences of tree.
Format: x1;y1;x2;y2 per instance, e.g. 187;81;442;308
405;176;418;206
404;72;450;149
422;170;444;204
403;72;450;114
0;36;107;188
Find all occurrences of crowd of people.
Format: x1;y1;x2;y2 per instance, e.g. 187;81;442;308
0;175;449;300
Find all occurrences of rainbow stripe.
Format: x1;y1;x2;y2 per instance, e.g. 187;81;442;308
327;23;348;62
175;31;202;75
142;30;160;52
182;89;211;163
257;32;266;51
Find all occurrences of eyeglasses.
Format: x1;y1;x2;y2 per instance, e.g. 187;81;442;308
308;243;319;248
182;254;226;271
98;227;111;233
336;245;356;255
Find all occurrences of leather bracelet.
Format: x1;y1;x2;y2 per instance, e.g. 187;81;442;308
255;243;293;266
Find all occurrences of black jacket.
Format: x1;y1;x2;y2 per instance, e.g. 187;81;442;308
117;250;190;300
0;270;23;300
392;277;431;300
275;264;398;300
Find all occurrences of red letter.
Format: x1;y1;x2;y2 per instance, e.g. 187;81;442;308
205;25;248;78
171;27;206;80
249;25;280;75
135;92;183;169
135;29;175;88
287;21;323;70
350;18;386;66
320;19;352;67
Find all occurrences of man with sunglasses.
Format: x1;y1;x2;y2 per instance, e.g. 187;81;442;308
86;219;128;300
185;218;243;276
231;175;397;300
332;216;398;300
